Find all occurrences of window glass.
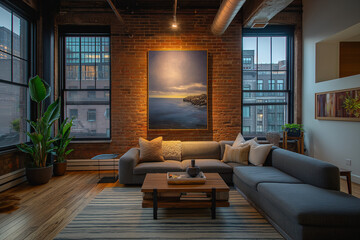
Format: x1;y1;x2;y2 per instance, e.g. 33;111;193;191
0;83;28;147
243;106;250;118
242;27;292;137
64;36;110;139
0;4;30;149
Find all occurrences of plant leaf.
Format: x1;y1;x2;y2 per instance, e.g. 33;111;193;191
65;149;74;155
28;75;51;103
43;98;61;125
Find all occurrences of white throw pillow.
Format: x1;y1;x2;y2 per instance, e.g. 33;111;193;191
248;142;272;166
232;132;245;147
234;137;258;148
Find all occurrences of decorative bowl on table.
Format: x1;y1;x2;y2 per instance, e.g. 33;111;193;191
167;172;206;185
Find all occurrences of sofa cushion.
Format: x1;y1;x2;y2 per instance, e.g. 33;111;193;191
181;159;233;174
226;162;247;168
233;166;302;190
181;141;220;160
133;160;182;174
258;183;360;227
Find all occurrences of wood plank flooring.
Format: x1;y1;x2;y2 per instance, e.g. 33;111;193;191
0;171;359;240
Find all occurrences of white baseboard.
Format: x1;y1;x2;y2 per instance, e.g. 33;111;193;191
67;159;119;171
350;173;360;184
0;168;26;192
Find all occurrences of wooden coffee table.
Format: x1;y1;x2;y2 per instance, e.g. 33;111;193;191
141;173;230;219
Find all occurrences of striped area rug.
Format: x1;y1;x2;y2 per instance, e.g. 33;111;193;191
55;188;282;239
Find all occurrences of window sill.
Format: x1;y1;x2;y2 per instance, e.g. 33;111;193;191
0;147;19;155
71;140;112;144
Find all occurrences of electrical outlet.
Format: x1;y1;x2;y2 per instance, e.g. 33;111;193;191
346;159;352;166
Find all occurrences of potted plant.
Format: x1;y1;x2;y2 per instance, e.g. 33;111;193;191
281;123;304;137
52;118;74;176
17;75;60;185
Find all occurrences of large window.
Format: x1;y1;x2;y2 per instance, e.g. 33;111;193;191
242;26;294;137
62;35;111;140
0;3;31;149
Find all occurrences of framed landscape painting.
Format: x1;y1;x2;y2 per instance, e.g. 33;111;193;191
148;50;208;130
315;87;360;121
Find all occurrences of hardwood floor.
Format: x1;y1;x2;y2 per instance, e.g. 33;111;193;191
0;171;359;240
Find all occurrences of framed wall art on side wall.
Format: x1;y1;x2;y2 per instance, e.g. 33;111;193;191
315;87;360;121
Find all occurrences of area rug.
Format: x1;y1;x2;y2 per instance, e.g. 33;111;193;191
55;188;282;239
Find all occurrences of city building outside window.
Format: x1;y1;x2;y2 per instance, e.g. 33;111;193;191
69;109;78;119
87;109;96;122
242;26;294;138
61;32;111;140
243;106;250;118
0;3;31;149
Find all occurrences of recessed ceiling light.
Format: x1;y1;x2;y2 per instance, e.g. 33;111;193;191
251;22;268;29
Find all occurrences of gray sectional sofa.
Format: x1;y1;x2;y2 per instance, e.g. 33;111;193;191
119;141;239;185
119;140;360;240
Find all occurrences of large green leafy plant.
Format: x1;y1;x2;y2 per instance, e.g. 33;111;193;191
17;76;60;168
52;118;74;163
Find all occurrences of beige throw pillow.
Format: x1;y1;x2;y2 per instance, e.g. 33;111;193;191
139;137;165;163
162;141;182;161
222;144;250;165
248;141;272;166
234;137;258;148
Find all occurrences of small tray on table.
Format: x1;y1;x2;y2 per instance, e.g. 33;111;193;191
167;172;206;185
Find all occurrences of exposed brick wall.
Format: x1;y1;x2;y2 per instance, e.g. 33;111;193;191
56;12;243;159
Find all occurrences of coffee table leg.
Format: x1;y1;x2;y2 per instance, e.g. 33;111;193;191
153;188;158;219
211;188;216;219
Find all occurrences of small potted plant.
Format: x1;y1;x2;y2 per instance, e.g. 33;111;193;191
17;75;60;185
52;118;74;176
281;123;304;137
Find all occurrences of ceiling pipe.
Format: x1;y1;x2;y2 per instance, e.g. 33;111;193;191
211;0;247;35
106;0;133;37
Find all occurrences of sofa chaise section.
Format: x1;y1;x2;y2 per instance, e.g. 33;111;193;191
233;147;360;239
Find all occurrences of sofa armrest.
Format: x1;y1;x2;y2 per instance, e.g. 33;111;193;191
119;148;140;184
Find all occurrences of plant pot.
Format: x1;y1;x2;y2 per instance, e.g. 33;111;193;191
26;165;53;185
54;161;67;176
286;128;301;137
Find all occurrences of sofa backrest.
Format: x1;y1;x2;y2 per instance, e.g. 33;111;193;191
181;141;220;160
272;148;340;191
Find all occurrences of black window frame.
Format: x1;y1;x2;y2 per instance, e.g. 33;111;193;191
0;1;36;152
59;26;111;141
241;25;294;139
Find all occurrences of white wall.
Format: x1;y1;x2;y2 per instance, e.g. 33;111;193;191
303;0;360;183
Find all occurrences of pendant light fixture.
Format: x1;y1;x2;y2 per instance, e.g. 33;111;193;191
172;0;178;28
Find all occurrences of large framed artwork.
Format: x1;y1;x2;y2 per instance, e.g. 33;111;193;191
148;50;208;130
315;87;360;121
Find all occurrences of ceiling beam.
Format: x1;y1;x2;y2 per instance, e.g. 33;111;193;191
243;0;294;28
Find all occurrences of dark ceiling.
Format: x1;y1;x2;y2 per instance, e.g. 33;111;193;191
59;0;302;13
60;0;223;12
